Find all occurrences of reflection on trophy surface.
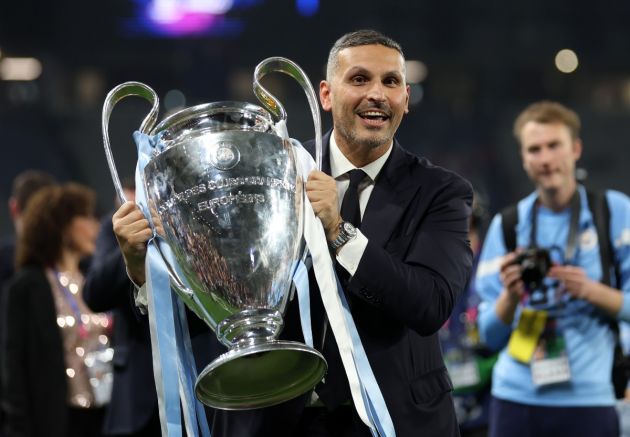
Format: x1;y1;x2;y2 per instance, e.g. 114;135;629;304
102;58;327;410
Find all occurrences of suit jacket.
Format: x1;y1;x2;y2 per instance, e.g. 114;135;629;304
83;214;158;435
0;237;15;290
0;237;15;437
1;266;68;437
211;132;473;437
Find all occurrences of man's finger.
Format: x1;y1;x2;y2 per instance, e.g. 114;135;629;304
113;201;138;219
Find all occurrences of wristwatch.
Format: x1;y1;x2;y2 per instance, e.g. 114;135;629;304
330;221;357;250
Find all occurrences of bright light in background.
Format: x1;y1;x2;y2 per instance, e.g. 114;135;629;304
405;60;428;84
409;84;424;106
164;89;186;111
131;0;244;36
622;79;630;108
149;0;233;22
0;57;42;81
555;49;579;73
296;0;319;17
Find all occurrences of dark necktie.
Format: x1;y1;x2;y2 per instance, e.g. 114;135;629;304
340;169;366;227
318;169;367;408
335;169;366;293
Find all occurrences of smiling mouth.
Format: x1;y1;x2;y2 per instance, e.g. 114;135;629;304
358;110;390;123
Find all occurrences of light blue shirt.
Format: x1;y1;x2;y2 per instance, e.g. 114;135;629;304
475;185;630;406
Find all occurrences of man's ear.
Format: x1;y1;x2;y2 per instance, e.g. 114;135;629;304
404;84;410;114
320;80;332;112
8;197;20;221
573;138;583;161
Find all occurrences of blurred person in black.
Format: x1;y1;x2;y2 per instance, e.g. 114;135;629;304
1;183;110;437
82;178;161;436
112;29;473;436
0;170;56;436
0;170;57;289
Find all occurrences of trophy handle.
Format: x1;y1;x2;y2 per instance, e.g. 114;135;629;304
102;84;205;307
102;81;160;204
253;57;322;171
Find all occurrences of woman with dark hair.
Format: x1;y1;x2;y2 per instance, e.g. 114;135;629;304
1;183;112;437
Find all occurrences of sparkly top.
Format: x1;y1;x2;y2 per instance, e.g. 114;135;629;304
46;268;113;409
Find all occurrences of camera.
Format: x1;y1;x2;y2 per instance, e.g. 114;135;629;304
514;247;552;291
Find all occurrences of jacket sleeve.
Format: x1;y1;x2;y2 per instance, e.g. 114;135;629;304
1;277;33;436
474;214;514;350
351;174;473;336
83;215;135;313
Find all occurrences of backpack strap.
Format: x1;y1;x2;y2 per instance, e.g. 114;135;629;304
500;204;518;252
586;189;620;287
588;189;629;398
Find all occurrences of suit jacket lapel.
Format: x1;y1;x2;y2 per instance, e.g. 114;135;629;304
361;140;423;247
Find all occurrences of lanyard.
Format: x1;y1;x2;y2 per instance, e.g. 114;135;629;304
529;189;581;264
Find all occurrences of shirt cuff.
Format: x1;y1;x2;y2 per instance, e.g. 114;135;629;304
336;230;368;277
134;284;148;315
126;267;148;314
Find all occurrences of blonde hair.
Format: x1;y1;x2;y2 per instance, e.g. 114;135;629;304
513;101;581;141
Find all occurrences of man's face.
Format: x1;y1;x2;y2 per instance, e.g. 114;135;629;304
519;121;582;193
320;44;410;154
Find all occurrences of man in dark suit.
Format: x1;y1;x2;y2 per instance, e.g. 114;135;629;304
83;186;161;436
0;170;57;289
0;170;56;437
112;29;472;436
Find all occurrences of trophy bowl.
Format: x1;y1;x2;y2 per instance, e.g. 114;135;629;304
102;58;327;410
146;102;325;409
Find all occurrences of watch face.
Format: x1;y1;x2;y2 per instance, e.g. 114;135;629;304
342;222;357;237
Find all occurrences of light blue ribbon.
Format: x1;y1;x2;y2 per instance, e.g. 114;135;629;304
334;275;395;437
133;131;210;437
291;140;394;436
293;260;313;348
145;245;183;436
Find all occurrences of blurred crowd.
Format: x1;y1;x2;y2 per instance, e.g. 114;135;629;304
0;173;160;437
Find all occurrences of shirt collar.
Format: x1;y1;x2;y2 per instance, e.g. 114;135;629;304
329;131;393;181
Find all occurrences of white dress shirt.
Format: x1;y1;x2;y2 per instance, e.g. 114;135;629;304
328;132;393;276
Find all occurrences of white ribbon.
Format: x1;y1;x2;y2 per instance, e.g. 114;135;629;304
292;140;394;436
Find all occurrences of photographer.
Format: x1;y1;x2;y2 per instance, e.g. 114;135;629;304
475;101;630;437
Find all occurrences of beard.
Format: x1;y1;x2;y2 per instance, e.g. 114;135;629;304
335;121;391;150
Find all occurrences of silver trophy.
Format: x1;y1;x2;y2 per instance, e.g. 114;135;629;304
102;58;327;410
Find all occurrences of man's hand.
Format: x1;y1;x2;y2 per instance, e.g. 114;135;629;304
548;265;597;300
112;201;153;286
499;252;526;301
495;252;526;325
306;170;342;242
549;265;623;315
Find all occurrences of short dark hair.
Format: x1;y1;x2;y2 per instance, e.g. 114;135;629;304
326;29;405;80
11;170;57;210
16;183;96;269
513;101;581;142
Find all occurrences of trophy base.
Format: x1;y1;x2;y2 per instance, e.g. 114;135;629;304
195;340;327;410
